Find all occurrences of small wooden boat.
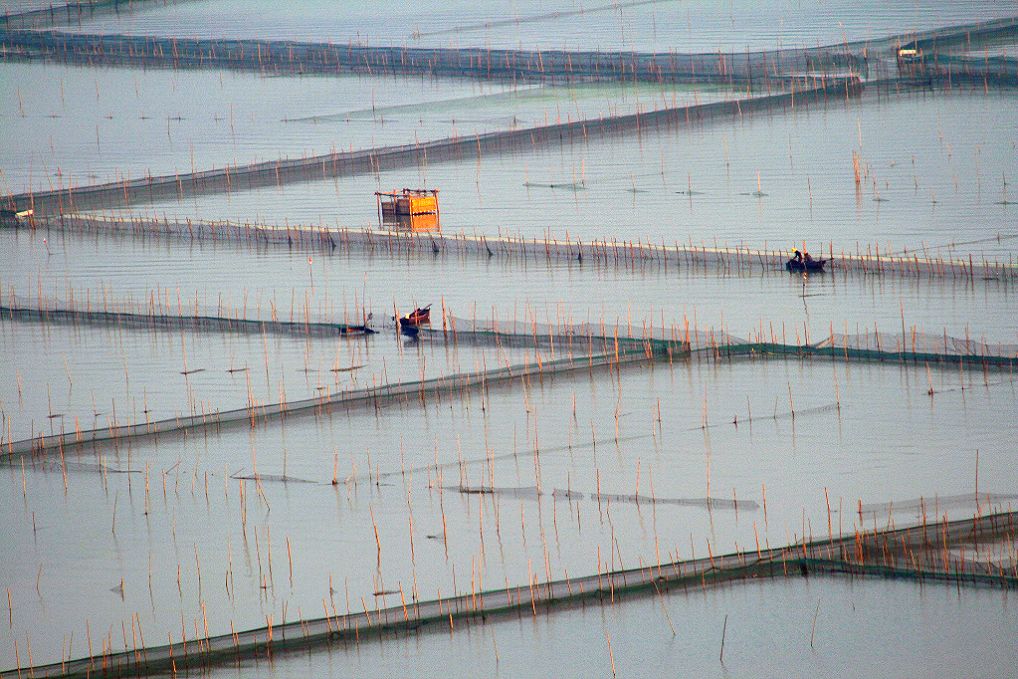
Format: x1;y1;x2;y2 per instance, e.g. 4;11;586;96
785;258;827;272
338;325;376;335
399;305;432;326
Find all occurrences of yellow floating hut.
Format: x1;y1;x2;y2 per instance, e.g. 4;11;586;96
375;188;440;232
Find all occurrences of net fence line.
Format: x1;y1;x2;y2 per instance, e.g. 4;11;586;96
2;319;681;456
30;214;1018;280
3;309;1014;457
2;28;866;81
7;78;862;215
452;317;1018;358
0;0;164;30
4;16;1015;77
3;509;1014;679
0;304;375;337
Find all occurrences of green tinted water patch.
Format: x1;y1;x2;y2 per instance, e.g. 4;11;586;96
289;81;738;127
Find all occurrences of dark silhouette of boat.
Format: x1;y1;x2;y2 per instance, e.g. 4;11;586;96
398;305;432;327
785;258;827;272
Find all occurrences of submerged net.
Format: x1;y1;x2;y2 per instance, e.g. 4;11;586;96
10;509;1016;679
447;315;1018;365
38;214;1018;281
4;311;1013;458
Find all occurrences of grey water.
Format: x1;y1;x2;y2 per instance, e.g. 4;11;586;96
2;226;1016;346
77;89;1018;259
1;61;742;194
180;577;1018;679
3;353;1015;668
63;0;1017;53
0;317;540;442
2;1;1017;675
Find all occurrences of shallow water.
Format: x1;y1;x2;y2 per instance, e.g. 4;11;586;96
3;355;1015;667
85;88;1018;259
0;60;748;194
0;0;71;14
0;318;538;442
2;1;1016;674
63;0;1017;53
182;577;1018;679
2;226;1015;348
951;36;1018;59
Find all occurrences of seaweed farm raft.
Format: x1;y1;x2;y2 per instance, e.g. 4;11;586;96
375;187;441;232
3;2;1018;678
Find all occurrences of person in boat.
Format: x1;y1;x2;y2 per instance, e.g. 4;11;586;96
803;251;814;264
792;249;803;263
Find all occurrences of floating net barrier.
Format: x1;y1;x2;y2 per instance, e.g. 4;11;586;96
814;331;1018;364
4;510;1013;679
707;331;1018;369
7;78;864;216
0;304;376;337
30;213;1018;281
0;302;687;359
0;0;164;31
421;315;691;360
919;54;1018;86
2;29;867;83
2;316;682;456
5;16;1015;82
448;316;1018;368
451;317;1018;390
450;485;758;511
5;311;1014;456
857;493;1018;519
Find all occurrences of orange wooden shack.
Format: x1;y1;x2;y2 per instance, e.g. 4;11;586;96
375;188;440;232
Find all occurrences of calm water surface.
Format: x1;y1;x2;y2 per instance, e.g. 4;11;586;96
196;578;1018;679
64;0;1018;53
0;61;739;193
2;227;1015;344
2;0;1016;673
86;89;1018;258
0;318;538;441
3;356;1015;667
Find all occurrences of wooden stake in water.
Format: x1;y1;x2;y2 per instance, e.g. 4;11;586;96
975;449;980;509
719;614;728;662
810;597;821;649
286;537;294;588
606;630;617;678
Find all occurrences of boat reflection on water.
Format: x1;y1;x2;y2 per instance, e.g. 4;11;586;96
380;212;441;233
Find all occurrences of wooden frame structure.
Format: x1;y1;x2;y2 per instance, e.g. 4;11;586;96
374;188;440;232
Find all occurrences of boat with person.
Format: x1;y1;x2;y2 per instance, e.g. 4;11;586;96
785;257;827;272
786;249;827;272
397;304;432;328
